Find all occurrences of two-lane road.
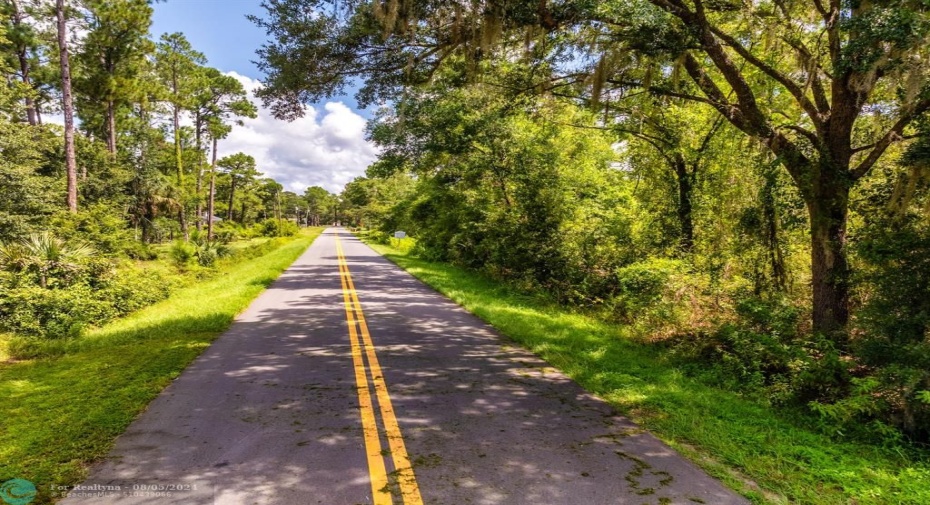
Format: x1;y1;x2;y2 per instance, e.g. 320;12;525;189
62;228;747;505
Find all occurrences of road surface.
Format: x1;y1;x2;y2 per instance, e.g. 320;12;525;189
61;228;747;505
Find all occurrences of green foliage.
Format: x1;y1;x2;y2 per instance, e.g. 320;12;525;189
365;230;390;244
0;122;58;242
211;222;238;244
0;260;169;346
611;259;689;325
389;236;415;254
193;242;231;268
0;285;105;340
196;246;217;267
258;218;298;237
50;204;134;255
169;240;195;267
121;241;158;260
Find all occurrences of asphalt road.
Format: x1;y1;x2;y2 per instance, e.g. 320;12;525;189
60;228;748;505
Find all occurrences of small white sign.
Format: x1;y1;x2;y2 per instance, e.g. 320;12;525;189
394;231;407;239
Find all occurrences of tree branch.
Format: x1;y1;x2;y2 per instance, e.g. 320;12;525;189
605;78;728;108
778;123;819;146
709;25;823;128
852;99;930;179
651;0;769;135
681;53;748;129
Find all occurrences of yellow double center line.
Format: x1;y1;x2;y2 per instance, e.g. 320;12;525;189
335;232;423;505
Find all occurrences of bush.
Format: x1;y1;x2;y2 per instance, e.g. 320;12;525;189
0;261;171;344
0;285;115;340
610;258;692;333
122;241;158;260
197;247;217;267
170;240;196;267
50;204;133;255
259;219;299;237
97;266;170;314
367;230;391;244
389;236;416;253
846;214;930;440
212;224;237;244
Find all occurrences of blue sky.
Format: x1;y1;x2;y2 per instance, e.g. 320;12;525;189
151;0;266;80
150;0;377;193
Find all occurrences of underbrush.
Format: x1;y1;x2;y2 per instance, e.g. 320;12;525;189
0;229;309;361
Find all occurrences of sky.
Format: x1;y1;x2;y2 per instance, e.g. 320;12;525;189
150;0;378;194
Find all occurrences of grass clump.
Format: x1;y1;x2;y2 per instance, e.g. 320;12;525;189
0;228;322;505
366;239;930;505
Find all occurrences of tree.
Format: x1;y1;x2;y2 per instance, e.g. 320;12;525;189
258;178;284;221
155;32;205;237
75;0;153;154
55;0;77;213
614;99;725;253
217;152;258;223
192;67;256;234
253;0;930;338
303;186;334;226
620;0;930;337
1;0;43;125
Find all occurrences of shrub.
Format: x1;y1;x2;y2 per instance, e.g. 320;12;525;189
197;247;218;267
610;258;692;334
122;241;158;260
0;285;115;339
50;204;133;254
97;266;170;314
0;262;170;349
259;219;299;237
212;224;237;244
389;236;416;253
170;240;196;267
367;230;391;244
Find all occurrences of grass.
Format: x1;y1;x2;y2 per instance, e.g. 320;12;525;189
0;228;323;505
365;238;930;505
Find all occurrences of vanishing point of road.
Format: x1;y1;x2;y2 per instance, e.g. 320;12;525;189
62;228;748;505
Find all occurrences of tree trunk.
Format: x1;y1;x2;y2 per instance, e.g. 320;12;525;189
106;99;117;154
56;0;77;213
18;51;37;126
11;0;37;126
207;137;218;241
195;112;203;231
807;178;851;339
172;104;189;239
179;208;188;240
672;155;695;253
173;108;183;184
227;180;236;222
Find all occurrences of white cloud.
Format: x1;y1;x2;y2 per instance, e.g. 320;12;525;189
217;71;378;194
42;72;376;194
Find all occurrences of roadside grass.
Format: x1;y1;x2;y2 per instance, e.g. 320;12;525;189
0;228;322;505
366;239;930;505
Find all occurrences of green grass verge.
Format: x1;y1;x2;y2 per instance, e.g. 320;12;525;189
366;239;930;505
0;228;323;504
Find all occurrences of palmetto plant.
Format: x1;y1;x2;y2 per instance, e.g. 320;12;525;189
0;232;94;288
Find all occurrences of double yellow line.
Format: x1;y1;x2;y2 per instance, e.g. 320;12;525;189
335;232;423;505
